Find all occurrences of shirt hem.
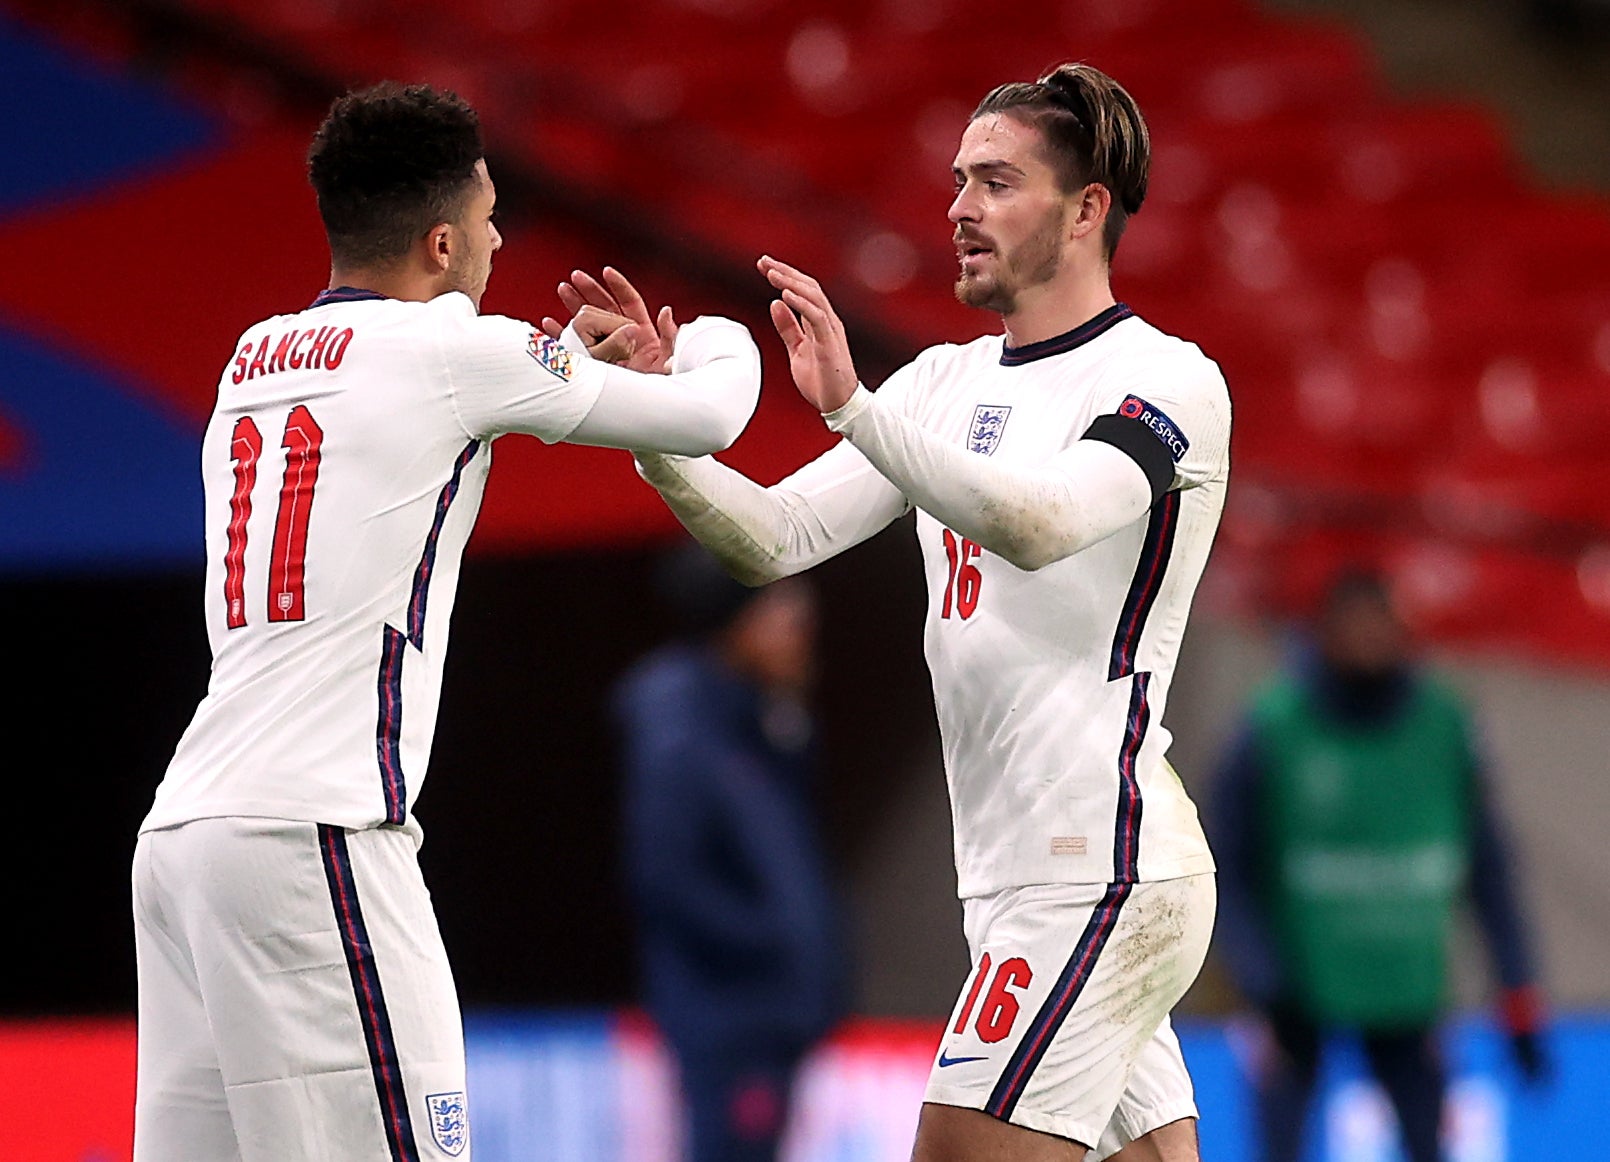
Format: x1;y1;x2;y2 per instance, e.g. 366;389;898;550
954;852;1217;901
139;801;391;834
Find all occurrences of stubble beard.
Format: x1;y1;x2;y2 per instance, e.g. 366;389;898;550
953;203;1066;315
448;250;491;309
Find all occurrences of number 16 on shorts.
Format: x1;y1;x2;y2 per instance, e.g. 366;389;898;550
937;952;1034;1066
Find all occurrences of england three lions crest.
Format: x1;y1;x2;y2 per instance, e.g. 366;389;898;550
427;1091;468;1156
968;405;1012;456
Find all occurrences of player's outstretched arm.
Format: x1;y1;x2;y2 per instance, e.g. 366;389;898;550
761;257;1159;571
510;264;753;455
446;297;760;458
828;390;1156;571
565;314;761;456
543;265;909;584
635;440;908;585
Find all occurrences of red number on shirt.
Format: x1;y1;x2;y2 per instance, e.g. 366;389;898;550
267;405;324;622
224;417;263;629
975;956;1033;1044
941;529;984;619
222;407;324;627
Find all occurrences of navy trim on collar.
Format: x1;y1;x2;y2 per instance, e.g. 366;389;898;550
310;286;389;308
999;303;1134;366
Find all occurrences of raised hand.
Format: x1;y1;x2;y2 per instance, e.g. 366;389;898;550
569;307;645;365
540;266;678;374
758;255;859;413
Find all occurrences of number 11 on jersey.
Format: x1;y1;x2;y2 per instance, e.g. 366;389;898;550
223;406;324;628
941;529;983;619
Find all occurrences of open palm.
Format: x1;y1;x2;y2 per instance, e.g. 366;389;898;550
758;256;859;413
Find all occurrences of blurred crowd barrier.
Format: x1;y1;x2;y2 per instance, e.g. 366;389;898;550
8;1011;1606;1160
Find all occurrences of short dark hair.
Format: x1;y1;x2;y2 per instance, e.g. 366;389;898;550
972;63;1150;259
307;82;484;268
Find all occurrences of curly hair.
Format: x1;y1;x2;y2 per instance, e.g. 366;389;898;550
973;64;1150;259
307;82;484;268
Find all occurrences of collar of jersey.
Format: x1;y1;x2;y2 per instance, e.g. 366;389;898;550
999;303;1134;366
310;286;390;308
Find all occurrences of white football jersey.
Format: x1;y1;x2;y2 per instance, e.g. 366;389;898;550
144;289;660;832
886;306;1229;896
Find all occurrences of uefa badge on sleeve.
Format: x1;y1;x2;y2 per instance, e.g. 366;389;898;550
526;332;574;382
1118;394;1190;462
426;1091;468;1156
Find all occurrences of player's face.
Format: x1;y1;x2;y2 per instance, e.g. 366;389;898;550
447;160;502;308
949;114;1072;315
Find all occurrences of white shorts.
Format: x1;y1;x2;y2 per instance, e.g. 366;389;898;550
923;874;1215;1157
133;817;469;1161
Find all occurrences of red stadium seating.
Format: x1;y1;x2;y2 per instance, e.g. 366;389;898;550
12;0;1610;662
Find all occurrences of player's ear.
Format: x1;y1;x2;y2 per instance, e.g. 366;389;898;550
427;222;453;273
1068;183;1109;243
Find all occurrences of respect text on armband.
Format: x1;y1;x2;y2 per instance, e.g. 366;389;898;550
1117;395;1189;463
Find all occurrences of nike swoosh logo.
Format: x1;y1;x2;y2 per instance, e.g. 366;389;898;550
937;1051;988;1068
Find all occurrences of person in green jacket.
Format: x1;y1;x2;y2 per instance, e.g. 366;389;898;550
1212;570;1547;1162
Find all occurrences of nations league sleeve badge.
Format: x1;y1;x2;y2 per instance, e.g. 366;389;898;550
526;332;575;381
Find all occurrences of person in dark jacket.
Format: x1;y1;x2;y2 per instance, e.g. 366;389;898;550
1212;570;1547;1162
613;543;846;1162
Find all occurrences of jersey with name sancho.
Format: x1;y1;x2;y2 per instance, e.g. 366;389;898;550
893;307;1229;897
144;290;624;833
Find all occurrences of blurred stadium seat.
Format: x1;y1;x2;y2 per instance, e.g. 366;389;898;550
12;0;1610;648
3;0;1597;646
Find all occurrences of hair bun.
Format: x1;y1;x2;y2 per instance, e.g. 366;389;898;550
1038;69;1090;124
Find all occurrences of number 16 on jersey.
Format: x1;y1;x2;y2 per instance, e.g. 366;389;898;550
941;529;983;620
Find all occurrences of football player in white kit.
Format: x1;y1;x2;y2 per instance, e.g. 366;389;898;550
555;64;1229;1161
132;84;766;1161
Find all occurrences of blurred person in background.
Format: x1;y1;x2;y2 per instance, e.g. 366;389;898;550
613;542;846;1162
1211;569;1548;1162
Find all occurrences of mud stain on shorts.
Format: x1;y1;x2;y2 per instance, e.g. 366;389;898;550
1106;881;1192;1035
